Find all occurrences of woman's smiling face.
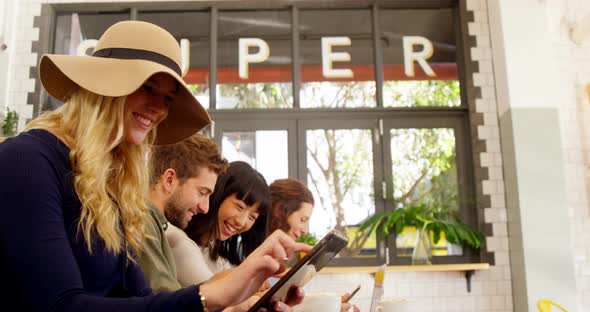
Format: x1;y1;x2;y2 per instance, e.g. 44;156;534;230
216;193;260;241
286;202;313;239
123;73;176;145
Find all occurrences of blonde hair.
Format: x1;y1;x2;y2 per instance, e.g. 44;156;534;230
26;89;154;257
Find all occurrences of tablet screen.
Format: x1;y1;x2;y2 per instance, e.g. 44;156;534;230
247;229;349;312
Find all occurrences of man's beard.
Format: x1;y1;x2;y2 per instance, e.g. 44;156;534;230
163;190;191;229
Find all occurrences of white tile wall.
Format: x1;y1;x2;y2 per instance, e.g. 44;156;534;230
304;271;512;312
548;0;590;310
5;0;42;130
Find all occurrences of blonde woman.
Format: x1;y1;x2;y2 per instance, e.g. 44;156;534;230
0;21;308;311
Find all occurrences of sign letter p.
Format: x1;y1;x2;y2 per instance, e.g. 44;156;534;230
239;38;270;80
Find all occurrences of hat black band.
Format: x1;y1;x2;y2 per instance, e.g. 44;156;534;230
93;48;182;76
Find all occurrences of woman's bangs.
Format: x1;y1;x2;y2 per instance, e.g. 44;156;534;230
234;181;267;215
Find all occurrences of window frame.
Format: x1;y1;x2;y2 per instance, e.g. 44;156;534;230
210;116;298;179
297;118;386;266
382;114;478;265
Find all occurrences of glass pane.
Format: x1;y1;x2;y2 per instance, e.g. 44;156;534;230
139;12;210;109
54;13;128;55
217;11;292;109
49;13;128;111
379;9;461;107
383;80;461;108
221;130;288;184
390;128;462;256
299;10;376;108
306;129;375;257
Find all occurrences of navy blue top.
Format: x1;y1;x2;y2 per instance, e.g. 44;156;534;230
0;129;203;311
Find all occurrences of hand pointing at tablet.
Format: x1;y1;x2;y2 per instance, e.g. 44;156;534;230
200;230;311;310
248;229;350;312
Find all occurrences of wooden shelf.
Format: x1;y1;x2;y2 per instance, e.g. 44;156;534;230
319;263;489;274
318;263;490;293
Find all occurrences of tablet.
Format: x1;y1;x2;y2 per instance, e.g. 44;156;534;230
247;229;349;312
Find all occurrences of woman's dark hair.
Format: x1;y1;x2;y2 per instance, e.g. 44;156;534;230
268;178;314;233
185;161;270;266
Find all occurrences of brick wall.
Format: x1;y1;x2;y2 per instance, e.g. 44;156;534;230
5;0;41;131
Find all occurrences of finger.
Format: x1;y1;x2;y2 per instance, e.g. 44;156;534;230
272;301;290;312
244;254;282;286
284;285;305;306
291;243;312;258
247;295;261;308
260;255;282;275
271;243;288;261
260;231;310;261
269;298;291;312
273;270;287;278
341;293;350;302
275;239;311;259
259;280;270;292
274;231;311;253
275;261;287;276
265;233;289;260
272;230;297;249
285;241;312;255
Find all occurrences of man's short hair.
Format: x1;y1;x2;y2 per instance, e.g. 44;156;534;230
149;134;228;186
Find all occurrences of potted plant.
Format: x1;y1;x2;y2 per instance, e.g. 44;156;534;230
297;233;318;246
360;204;484;265
1;108;18;137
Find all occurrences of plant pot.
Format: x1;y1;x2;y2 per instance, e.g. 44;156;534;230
411;226;432;265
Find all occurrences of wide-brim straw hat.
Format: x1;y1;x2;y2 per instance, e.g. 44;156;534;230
39;20;211;145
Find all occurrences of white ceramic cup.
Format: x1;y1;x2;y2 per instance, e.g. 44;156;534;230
375;299;415;312
293;292;342;312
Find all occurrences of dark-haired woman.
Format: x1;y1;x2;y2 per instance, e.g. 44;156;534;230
167;161;270;286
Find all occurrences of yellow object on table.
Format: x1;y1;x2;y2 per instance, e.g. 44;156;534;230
537;299;568;312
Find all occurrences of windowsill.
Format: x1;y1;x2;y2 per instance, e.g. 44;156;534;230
319;263;489;274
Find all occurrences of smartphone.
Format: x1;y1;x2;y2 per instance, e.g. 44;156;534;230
247;229;349;312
